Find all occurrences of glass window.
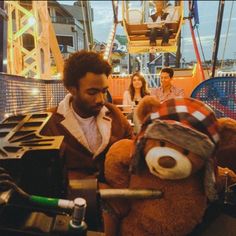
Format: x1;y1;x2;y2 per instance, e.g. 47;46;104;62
56;35;73;47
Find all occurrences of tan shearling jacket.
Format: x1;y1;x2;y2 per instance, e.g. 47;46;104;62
41;94;133;181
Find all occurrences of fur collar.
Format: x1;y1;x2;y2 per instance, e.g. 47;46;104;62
57;94;112;158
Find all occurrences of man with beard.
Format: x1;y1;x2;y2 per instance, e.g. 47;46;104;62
41;50;133;184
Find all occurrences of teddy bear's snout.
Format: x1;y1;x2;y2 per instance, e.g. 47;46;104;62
158;156;177;168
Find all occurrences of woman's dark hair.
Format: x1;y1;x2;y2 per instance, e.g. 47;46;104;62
129;72;150;100
63;50;112;89
160;67;174;78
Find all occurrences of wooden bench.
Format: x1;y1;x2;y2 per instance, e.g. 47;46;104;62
126;22;178;42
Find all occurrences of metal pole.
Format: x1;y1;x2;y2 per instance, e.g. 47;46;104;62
140;55;143;73
0;0;7;73
80;0;89;50
175;33;181;68
164;53;169;67
161;53;164;68
112;0;118;24
187;0;205;80
99;189;163;199
211;0;225;78
128;53;132;74
189;17;205;81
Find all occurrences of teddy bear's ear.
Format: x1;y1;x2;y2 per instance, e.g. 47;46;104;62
136;96;160;124
217;117;236;135
216;117;236;172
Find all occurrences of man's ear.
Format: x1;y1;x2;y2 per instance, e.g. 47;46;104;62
67;87;77;96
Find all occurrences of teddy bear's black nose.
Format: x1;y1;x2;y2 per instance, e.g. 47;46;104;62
158;156;176;168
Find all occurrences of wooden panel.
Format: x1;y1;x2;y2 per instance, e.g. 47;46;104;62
128;44;177;54
129;33;176;41
126;23;149;35
108;77;131;104
172;65;203;97
108;72;200;104
126;22;179;36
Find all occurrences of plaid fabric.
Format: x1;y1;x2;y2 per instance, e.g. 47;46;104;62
143;120;215;159
149;98;219;144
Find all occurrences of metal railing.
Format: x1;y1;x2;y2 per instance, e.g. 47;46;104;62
1;73;235;121
50;16;75;24
191;77;236;119
0;73;159;121
112;73;160;88
0;73;68;121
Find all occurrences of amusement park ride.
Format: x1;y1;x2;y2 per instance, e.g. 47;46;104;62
0;1;236;236
6;1;64;79
121;0;184;54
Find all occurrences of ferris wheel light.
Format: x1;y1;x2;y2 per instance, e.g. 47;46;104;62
28;16;36;26
31;88;40;95
4;113;10;118
113;1;118;7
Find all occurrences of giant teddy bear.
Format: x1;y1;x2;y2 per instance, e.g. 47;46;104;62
102;96;236;236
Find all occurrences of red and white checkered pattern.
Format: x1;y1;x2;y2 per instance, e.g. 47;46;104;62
149;98;219;144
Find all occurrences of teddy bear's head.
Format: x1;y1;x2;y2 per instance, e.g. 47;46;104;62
131;97;220;200
143;129;209;180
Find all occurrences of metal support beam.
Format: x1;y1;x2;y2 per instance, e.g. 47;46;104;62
0;0;7;73
7;1;63;79
211;0;225;78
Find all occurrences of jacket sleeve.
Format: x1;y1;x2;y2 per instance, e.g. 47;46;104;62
106;103;134;140
123;115;133;139
118;105;134;139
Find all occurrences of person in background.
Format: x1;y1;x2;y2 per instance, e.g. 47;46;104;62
123;72;150;110
152;67;184;102
41;50;133;185
123;72;150;133
148;1;171;46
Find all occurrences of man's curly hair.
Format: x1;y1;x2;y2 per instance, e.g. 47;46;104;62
63;50;112;89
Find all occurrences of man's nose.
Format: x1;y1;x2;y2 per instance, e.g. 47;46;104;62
95;93;105;104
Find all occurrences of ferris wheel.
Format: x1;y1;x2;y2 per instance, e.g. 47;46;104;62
121;0;184;54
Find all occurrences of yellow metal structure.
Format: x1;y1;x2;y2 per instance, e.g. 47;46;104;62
6;1;63;79
103;0;118;61
122;1;184;54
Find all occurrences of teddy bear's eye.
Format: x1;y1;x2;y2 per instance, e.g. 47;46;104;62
160;141;165;147
183;149;189;156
